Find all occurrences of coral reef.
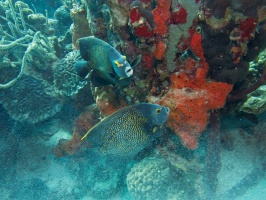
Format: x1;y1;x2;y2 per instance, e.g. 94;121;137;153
126;157;180;200
53;51;87;97
1;0;266;199
69;4;91;49
94;85;125;116
235;49;266;112
0;0;57;89
153;0;171;36
150;58;232;149
54;104;101;157
202;0;266;84
165;24;182;72
0;31;62;123
239;85;266;114
0;1;90;124
0;74;62;124
129;3;154;38
24;32;58;76
171;5;187;24
127;157;197;200
1;0;264;149
153;40;166;60
0;0;54;39
155;139;202;174
54;6;72;27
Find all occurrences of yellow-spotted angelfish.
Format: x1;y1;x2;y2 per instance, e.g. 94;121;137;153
81;103;170;157
74;36;142;87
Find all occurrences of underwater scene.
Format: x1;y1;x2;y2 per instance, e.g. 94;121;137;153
1;0;266;199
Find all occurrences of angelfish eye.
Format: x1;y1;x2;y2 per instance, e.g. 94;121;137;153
196;26;202;33
156;108;161;114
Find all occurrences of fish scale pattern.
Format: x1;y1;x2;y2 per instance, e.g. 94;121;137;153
100;108;149;155
82;103;169;157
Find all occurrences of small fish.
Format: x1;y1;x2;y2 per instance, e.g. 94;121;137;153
74;36;142;86
81;103;170;157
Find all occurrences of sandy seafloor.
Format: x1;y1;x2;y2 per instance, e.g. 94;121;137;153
0;109;266;200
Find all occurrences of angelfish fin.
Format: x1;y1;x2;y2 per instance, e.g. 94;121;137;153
90;70;113;87
130;55;142;68
74;60;90;79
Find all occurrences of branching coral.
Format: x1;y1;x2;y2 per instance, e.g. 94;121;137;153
0;30;87;124
0;30;55;90
0;35;32;89
24;31;58;74
0;0;51;40
0;0;56;88
0;35;32;51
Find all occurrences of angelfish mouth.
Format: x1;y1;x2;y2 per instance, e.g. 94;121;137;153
164;107;170;115
125;67;133;77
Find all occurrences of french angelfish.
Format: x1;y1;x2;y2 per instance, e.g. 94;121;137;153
81;103;170;157
74;36;142;86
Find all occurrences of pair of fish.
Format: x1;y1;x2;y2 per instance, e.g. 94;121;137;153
81;103;170;158
74;37;168;157
74;36;142;86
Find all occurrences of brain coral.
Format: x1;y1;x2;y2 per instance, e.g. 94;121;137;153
126;157;181;200
0;74;62;123
53;51;87;97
